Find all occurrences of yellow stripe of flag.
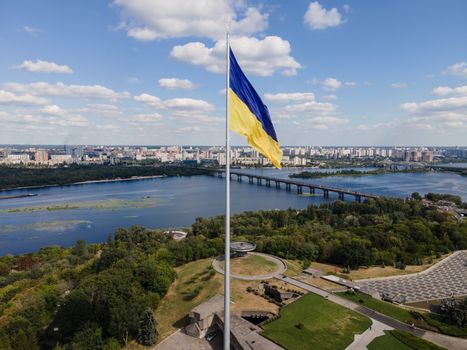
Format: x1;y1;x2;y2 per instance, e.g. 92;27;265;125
229;48;283;169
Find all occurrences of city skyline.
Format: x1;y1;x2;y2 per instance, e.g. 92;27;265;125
1;1;467;146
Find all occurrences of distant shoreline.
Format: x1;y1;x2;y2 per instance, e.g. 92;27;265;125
0;175;167;193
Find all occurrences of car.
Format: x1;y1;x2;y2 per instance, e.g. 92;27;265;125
206;331;217;342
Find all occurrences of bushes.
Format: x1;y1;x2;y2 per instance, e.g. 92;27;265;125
390;330;445;350
138;309;158;346
191;197;467;270
294;322;304;329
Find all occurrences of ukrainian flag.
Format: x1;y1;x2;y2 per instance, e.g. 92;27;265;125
229;49;283;169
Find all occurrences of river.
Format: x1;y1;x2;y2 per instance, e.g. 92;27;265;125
0;167;466;255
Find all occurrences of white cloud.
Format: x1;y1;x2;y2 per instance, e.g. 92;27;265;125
355;122;394;131
40;105;65;115
281;69;298;77
4;82;130;100
164;98;214;111
127;76;140;84
0;90;48;105
391;82;409;89
78;104;122;117
170;114;222;124
134;93;214;112
176;126;201;133
446;62;467;78
10;107;90;128
23;26;41;34
401;86;467;131
321;77;342;91
307;116;348;129
114;0;267;41
432;85;467;96
0;112;10;123
15;60;73;74
401;96;467;113
127;27;158;41
285;101;336;114
171;35;301;77
322;94;337;100
134;93;163;108
129;113;163;123
304;2;343;30
264;92;315;102
159;78;196;90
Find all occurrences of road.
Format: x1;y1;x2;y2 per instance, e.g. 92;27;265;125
277;275;467;350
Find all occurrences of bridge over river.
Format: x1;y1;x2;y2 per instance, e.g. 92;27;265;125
206;169;380;202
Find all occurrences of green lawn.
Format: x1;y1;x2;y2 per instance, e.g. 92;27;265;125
337;292;415;323
337;292;467;338
369;330;446;350
221;254;278;275
262;293;371;350
368;331;412;350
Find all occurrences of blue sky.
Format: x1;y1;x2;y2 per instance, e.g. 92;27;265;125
1;0;467;146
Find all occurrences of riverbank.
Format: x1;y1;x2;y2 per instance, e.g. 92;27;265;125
289;168;429;179
0;193;38;200
0;175;167;193
0;164;207;192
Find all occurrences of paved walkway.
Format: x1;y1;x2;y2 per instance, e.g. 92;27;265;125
345;319;392;350
212;252;286;281
277;275;467;350
153;329;222;350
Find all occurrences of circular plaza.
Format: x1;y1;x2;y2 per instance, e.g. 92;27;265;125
212;241;286;281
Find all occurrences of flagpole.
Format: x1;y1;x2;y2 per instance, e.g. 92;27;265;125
224;25;231;350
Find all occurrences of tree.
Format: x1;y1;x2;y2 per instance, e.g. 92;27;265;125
138;309;158;346
108;299;141;345
440;298;467;328
0;334;13;350
72;239;88;259
102;338;120;350
15;330;31;350
3;317;39;350
70;323;103;350
411;192;422;200
50;290;95;342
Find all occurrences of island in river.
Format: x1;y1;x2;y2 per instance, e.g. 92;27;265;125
289;168;429;178
0;164;208;191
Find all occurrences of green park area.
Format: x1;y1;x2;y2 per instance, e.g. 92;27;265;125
337;292;467;338
262;293;371;350
368;330;445;350
221;254;278;276
155;258;279;341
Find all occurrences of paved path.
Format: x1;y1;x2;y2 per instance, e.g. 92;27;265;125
345;319;392;350
153;329;222;350
212;252;286;281
277;275;467;350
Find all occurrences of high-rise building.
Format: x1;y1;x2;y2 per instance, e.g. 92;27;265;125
34;150;49;164
421;151;433;163
73;146;84;158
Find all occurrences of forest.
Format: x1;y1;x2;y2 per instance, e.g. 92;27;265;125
289;168;429;178
0;164;208;191
192;193;467;268
0;194;466;349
